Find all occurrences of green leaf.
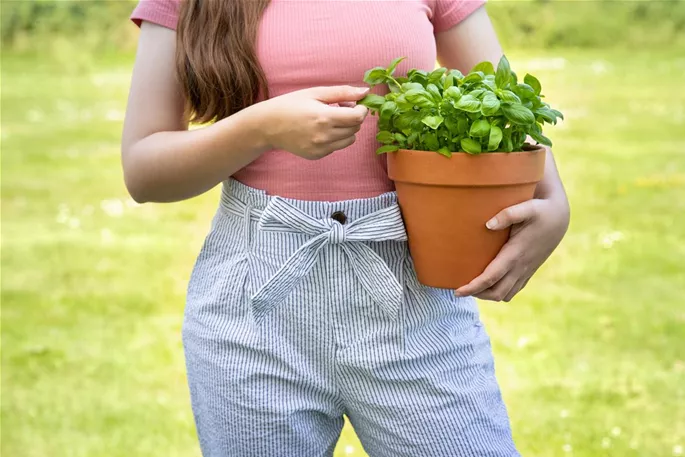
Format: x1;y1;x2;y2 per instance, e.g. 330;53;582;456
429;67;447;83
357;94;386;111
401;82;424;92
463;71;485;84
437;147;452;157
482;76;497;91
444;117;459;133
387;57;406;75
500;90;521;104
550;109;565;121
487;125;503;151
524;73;542;95
472;61;495;76
502;103;536;125
448;69;465;81
457;117;469;135
407;69;428;85
534;107;556;124
510;71;518;87
529;130;553;147
469;119;491;138
468;89;487;99
443;74;455;91
376;130;395;144
426;83;442;101
379;101;397;122
445;86;462;101
495;55;512;89
514;83;537;101
461;138;482;154
406;132;418;146
363;67;388;86
422;132;440;150
454;94;481;113
422;115;444;130
481;92;501;116
376;144;400;154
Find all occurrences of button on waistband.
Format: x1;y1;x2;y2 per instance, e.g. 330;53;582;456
331;211;347;224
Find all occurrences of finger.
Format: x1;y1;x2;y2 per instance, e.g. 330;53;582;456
486;199;540;231
503;278;528;302
455;248;515;297
328;125;362;141
474;272;519;302
307;85;369;103
338;101;357;108
327;104;369;127
322;135;356;154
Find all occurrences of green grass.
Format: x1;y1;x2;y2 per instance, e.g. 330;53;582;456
2;49;685;457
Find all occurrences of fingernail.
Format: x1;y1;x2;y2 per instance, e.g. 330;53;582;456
357;87;369;94
486;217;498;229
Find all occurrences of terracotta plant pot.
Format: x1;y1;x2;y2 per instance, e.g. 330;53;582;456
387;145;546;289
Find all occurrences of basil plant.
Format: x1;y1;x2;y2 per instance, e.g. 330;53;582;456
358;56;564;157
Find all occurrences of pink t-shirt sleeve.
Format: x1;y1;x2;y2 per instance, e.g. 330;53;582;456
130;0;181;30
431;0;486;33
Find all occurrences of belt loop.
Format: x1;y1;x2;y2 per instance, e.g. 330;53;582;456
243;202;254;253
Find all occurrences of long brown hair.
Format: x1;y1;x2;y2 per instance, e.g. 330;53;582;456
175;0;271;124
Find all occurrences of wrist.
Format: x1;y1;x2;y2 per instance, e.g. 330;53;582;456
242;102;276;151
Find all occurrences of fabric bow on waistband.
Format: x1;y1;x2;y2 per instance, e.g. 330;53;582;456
250;197;407;322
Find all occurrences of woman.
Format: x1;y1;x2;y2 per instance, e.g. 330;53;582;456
123;0;570;455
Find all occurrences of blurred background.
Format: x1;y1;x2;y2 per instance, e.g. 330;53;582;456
2;1;684;456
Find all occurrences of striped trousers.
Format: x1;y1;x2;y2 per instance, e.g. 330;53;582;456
183;179;519;457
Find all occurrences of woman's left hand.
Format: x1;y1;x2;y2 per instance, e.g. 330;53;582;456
455;196;570;302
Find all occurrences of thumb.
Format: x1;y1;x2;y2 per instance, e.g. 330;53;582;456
306;85;369;103
486;200;539;230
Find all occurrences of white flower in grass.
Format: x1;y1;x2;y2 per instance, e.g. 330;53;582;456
560;409;569;419
611;426;621;437
602;437;611;448
101;199;124;217
674;445;683;456
562;443;572;453
68;217;80;229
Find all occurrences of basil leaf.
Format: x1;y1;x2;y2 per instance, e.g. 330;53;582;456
550;109;565;121
376;144;400;154
426;83;442;101
376;131;395;144
401;82;424;92
357;94;385;111
534;107;556;124
510;71;518;87
472;61;495;76
495;55;512;89
448;69;465;81
437;147;452;157
470;119;491;138
429;67;447;83
468;89;487;100
387;57;406;75
363;67;388;86
463;71;485;84
502;104;536;125
443;74;455;91
501;129;513;152
487;125;503;151
445;86;462;101
461;138;482;154
482;76;497;91
524;74;542;95
455;95;481;113
515;83;536;101
422;132;440;150
380;101;397;122
500;90;521;104
406;132;418;146
529;130;553;147
457;117;469;135
407;69;428;85
481;93;501;116
422;115;444;130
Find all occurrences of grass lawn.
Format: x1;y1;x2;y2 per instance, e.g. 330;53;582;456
2;49;684;457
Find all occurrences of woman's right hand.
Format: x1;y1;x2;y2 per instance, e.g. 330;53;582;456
256;86;370;160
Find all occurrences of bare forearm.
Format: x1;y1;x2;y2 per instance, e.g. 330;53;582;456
535;147;570;214
122;106;268;203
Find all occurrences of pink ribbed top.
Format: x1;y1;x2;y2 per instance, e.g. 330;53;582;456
131;0;485;201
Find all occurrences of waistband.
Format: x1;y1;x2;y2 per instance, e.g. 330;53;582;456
219;178;399;221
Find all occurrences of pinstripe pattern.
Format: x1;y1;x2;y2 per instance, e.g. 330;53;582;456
183;179;520;457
